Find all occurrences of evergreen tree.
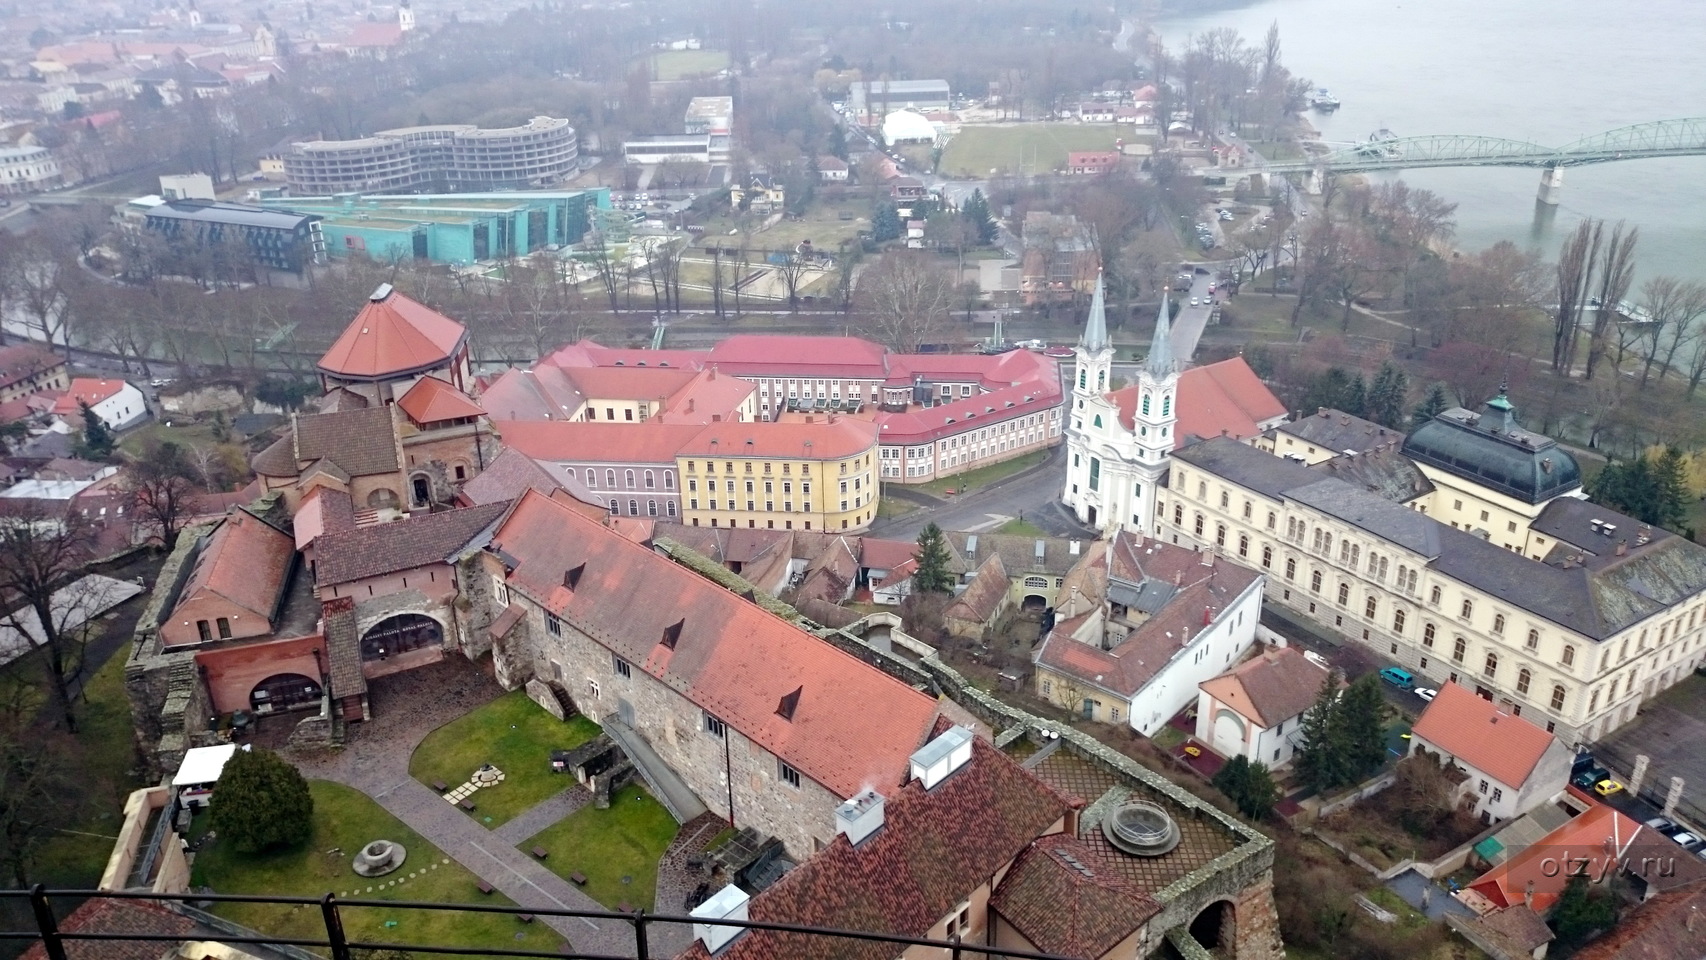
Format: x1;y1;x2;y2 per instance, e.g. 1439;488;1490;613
872;201;903;242
1294;672;1350;795
1299;367;1366;417
1366;361;1410;429
1343;374;1368;419
1212;754;1280;820
209;747;314;853
1409;382;1451;429
1550;875;1617;949
912;523;955;594
1337;675;1390;776
76;401;115;460
826;124;848;160
1656;445;1691;531
960;189;996;245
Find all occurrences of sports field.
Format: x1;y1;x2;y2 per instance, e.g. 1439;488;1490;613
642;50;730;80
939;123;1150;177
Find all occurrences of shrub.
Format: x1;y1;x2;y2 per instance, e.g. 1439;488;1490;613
209;747;314;853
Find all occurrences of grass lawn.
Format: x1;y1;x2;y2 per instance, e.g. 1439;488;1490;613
524;783;679;911
193;781;563;957
641;50;729;81
919;450;1048;497
117;419;225;457
24;647;148;886
877;496;921;520
939;124;1149;178
409;691;601;828
995;518;1046;536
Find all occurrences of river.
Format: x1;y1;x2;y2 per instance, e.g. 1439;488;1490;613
1158;0;1706;286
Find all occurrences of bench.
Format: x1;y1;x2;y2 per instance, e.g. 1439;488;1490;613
432;780;449;793
617;902;632;914
460;799;476;811
516;913;535;924
531;846;549;860
569;872;587;886
477;881;494;895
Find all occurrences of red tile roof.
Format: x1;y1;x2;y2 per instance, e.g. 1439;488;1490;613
859;537;918;572
19;897;196;960
316;501;509;586
495;420;705;465
1112;357;1286;446
1198;646;1331;729
654;368;756;424
676;733;1074;960
459;446;564;506
397;375;484;423
679;416;879;460
544;340;707;371
479;365;587;421
175;509;295;624
706;335;890;379
1468;804;1645;911
563;365;698;401
490;490;944;798
873;379;1063;446
0;344;63;391
51;378;131;415
1412;682;1557;788
317;288;466;380
1570;879;1706;960
990;834;1161;957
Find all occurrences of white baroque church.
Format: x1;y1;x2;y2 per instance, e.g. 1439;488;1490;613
1063;276;1288;534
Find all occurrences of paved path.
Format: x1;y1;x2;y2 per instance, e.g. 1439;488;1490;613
492;784;593;846
286;660;692;958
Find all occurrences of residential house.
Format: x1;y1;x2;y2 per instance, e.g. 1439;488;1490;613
52;378;148;431
1020;212;1099;304
817;155;849;181
1195;645;1333;768
1463;804;1700;913
1032;532;1264;733
1568;879;1706;959
1257;407;1404;465
1077;103;1116;123
945;552;1010;639
730;174;784;214
1408;681;1575;822
0;344;68;403
1066;151;1120;176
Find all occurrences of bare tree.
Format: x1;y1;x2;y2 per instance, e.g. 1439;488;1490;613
1583;222;1638;381
1553;219;1602;374
0;506;100;732
856;251;955;353
9;237;69;359
1644;277;1706;384
774;249;810;311
582;231;622;311
0;673;73;885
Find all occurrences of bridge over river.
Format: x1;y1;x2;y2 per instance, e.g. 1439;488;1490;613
1261;118;1706;203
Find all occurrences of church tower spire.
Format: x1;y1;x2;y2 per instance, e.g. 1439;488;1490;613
1146;291;1177;378
1073;272;1114;399
1080;272;1109;353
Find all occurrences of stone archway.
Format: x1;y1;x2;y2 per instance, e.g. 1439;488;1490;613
1212;708;1247;757
250;673;323;713
361;614;443;661
1189;899;1236;956
367;487;400;510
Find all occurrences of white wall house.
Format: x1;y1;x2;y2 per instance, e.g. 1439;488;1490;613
1195;645;1332;768
1409;682;1576;823
53;378;149;432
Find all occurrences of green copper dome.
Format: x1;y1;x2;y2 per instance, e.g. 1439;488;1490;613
1401;394;1582;504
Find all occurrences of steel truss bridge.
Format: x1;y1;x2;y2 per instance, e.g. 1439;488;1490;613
1260;118;1706;202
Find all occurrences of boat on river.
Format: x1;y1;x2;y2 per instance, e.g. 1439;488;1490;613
1308;88;1341;110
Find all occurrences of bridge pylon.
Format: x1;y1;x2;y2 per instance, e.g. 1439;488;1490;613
1538;165;1565;205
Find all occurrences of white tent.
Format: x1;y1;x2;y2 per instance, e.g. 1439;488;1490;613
173;744;241;787
882;110;938;145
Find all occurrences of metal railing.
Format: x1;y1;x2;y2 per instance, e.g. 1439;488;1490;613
1;888;1089;960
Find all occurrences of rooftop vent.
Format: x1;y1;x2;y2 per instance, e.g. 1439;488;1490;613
369;282;394;301
660;618;684;650
834;788;885;846
1100;800;1181;857
1069;540;1082;556
965;535;978;557
691;884;751;954
775;686;802;721
909;725;975;790
563;563;585;591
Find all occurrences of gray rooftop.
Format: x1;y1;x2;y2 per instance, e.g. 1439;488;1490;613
1273;408;1404;456
144;200;318;231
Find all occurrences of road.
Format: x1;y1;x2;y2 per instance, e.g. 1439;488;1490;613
868;444;1096;542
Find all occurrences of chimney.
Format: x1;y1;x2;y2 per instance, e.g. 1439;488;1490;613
688;398;696;413
1616;540;1627;557
834;789;886;846
1202;606;1214;626
691;885;751;954
1200;544;1215;566
1688;905;1699;931
909;725;975;790
1524;880;1535;909
805;415;815;423
1317;407;1329;418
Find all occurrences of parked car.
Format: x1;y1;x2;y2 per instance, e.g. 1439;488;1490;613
1595;779;1625;797
1645;816;1680;835
1672;832;1706;852
1379;667;1416;690
1573;767;1610;790
1414;687;1438;702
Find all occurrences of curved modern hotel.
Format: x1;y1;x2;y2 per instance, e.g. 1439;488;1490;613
283;117;577;193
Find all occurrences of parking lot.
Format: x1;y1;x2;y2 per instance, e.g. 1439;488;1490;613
1593;674;1706;828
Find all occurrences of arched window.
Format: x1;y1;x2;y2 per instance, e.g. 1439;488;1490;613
1238;534;1249;558
1078;369;1087;389
666;501;678;517
608;499;619;515
625;470;636;488
647;499;658;516
250;674;322;713
1093;414;1102;428
606;469;616;487
1162;395;1171;416
1089;457;1101;491
1483;652;1498;678
1024;576;1049;588
664;472;675;490
1551;685;1566;711
361;614;442;661
1097;370;1106;390
1141;393;1151;416
644;470;655;489
628;499;639;515
1517;668;1532;695
585;468;596;488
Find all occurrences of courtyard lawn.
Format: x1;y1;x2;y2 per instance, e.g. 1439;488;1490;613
524;784;679;911
193;780;563;957
641;50;730;81
939;124;1150;178
410;690;602;828
995;518;1046;537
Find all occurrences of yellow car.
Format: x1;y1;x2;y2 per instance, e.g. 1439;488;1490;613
1594;779;1625;797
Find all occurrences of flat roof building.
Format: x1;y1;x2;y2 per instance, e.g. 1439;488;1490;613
139;199;325;273
283;117;577;194
261;190;608;265
621;135;712;165
850;78;951;118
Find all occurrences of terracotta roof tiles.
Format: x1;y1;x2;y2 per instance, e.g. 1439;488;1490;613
316;501;509;586
51;378;131;415
397;375;483;424
175;509;295;623
1198;646;1331;729
19;897;196;960
1411;682;1557;788
293;406;400;478
317;287;466;380
990;834;1161;957
491;490;943;798
679;416;879;460
1111;357;1286;446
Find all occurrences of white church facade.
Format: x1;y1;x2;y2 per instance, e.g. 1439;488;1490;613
1063;277;1287;534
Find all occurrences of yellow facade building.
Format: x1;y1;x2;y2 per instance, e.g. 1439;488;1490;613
677;415;881;532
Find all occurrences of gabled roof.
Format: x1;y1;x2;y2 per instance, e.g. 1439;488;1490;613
705;335;890;379
495;420;705;465
1468;804;1643;912
0;344;63;391
293;487;355;550
1110;357;1285;446
19;897;196;960
1199;646;1331;728
1412;682;1557;788
946;552;1009;623
459;446;564;506
679;416;878;460
293;406;400;478
175;510;294;624
397;375;483;424
317;286;466;381
1570;879;1706;960
478;365;586;421
859;537;918;572
316;501;510;586
51;378;132;415
489;490;944;798
677;732;1073;960
990;834;1161;957
1275;407;1403;456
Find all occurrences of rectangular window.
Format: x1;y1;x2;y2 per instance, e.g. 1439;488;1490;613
547;614;562;637
613;655;632;678
704;713;726;738
778;762;802;789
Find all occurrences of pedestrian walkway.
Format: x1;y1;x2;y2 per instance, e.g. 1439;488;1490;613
602;717;709;824
492;785;592;845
